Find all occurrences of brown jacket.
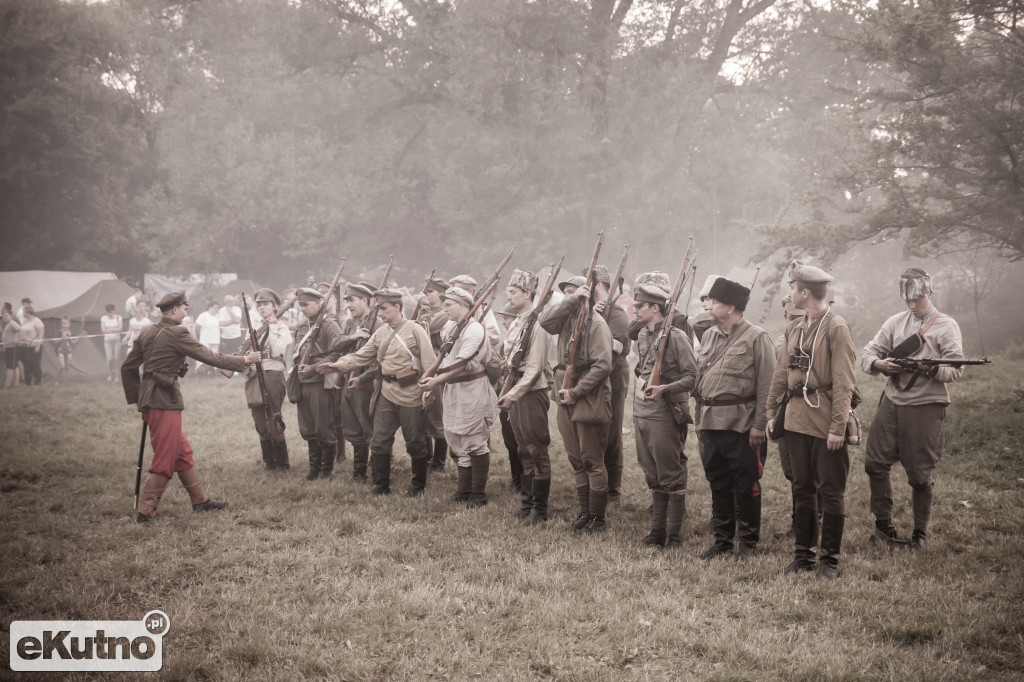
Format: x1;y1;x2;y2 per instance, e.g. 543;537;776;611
122;318;246;411
539;295;613;423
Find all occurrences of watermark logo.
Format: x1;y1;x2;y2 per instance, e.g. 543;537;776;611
10;610;169;672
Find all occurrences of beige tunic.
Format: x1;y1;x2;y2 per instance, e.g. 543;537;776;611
633;324;697;422
766;309;857;439
440;320;498;435
501;309;553;401
332;319;437;408
860;308;963;406
694;321;776;432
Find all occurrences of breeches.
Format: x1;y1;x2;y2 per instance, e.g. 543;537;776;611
370;395;428;461
341;387;374;446
556;404;609;492
143;408;196;478
865;395;945;487
447;429;491;467
784;430;849;515
634;416;688;492
700;429;766;496
297;381;336;444
509;389;552;479
248;371;287;441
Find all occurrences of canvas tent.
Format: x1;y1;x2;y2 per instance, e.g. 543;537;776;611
0;271;134;378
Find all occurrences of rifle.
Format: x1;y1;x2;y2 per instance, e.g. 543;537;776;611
345;255;395;382
471;247;516;314
241;291;284;445
560;232;604;396
889;357;991;371
602;243;629;321
220;294;297;377
646;237;696;394
298;258;346;369
498;256;564;401
421;278;499;384
410;268;437;326
133;419;147;511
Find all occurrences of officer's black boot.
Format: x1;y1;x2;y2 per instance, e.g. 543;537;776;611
700;492;736;559
406;456;427;497
643;491;669;546
465;452;490;508
370;451;391;495
817;513;844;580
527;478;550;525
513;473;535;519
429;437;448;473
260;440;276;471
736;494;762;559
570;485;590;531
911;482;933;553
335;438;347;464
352;443;369;481
319;442;335;479
305;441;321;481
579;489;607;534
783;507;819;574
663;492;687;550
451;464;472;503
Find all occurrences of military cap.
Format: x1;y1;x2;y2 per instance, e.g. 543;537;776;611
374;288;404;305
296;287;323;303
593;265;611;285
344;282;374;300
706;277;750;311
787;260;833;284
635;284;670;306
698;275;720;301
156;290;188;311
496;302;519;318
443;287;475;308
427;277;450;295
558;275;587;293
636;271;670;292
449;274;477;290
508;268;538;293
898;267;932;300
253;288;281;306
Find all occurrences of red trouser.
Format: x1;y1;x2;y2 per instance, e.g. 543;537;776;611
143;409;196;478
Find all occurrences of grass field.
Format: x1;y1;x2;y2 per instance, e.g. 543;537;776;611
2;355;1023;681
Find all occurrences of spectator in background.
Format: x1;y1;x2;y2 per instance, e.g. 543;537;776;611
219;295;243;355
125;304;153;356
19;306;44;385
101;304;124;382
52;316;82;384
125;288;142;316
193;301;221;377
3;310;21;388
16;297;31;324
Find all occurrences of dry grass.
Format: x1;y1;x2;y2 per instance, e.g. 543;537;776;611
1;358;1023;681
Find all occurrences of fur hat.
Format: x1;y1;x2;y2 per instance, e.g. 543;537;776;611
636;271;670;292
706;278;750;311
592;265;611;285
508;269;538;293
898;268;932;300
634;284;669;306
698;275;720;301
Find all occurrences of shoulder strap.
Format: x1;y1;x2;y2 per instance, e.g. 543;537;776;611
142;326;172;369
700;322;751;375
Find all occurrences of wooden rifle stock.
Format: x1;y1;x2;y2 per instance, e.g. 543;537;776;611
498;256;564;401
647;238;696;391
603;243;629;321
241;292;283;445
561;232;604;395
298;258;346;368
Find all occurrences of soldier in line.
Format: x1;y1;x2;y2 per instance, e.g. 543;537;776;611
631;279;697;550
773;295;806;539
497;269;554;525
540;276;614;534
293;287;344;480
246;288;291;471
448;274;502;349
592;265;631;507
493;301;525;494
335;282;383;481
315;281;349;466
419;287;499;507
767;262;858;580
693;277;775;559
416;277;451;473
122;290;261;522
860;268;964;551
321;289;437;497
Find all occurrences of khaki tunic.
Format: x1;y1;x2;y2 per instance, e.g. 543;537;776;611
694;321;776;433
439;320;498;436
292;316;344;383
538;295;613;411
766;309;857;439
501;309;553;401
633;325;697;422
332;319;437;408
122;318;246;411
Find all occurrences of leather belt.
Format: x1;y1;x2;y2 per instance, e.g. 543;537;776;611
693;393;755;407
448;371;487;385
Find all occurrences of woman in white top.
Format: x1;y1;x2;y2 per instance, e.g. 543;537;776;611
100;303;124;382
124;304;153;356
193;302;221;375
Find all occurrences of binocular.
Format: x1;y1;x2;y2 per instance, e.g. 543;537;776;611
787;354;810;370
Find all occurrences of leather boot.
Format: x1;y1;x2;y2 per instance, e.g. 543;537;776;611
911;482;933;548
783;507;819;574
663;493;687;550
260;440;276;470
775;495;796;539
570;485;591;531
465;453;490;508
136;474;171;522
736;494;762;559
512;473;534;519
430;437;448;473
179;467;228;512
370;451;391;495
274;439;290;470
643;491;669;546
335;438;347;464
527;478;550;525
910;528;927;553
319;442;336;479
406;456;428;497
817;513;844;580
352;443;369;481
305;441;321;481
451;465;472;502
579;489;607;534
700;492;736;559
870;518;908;546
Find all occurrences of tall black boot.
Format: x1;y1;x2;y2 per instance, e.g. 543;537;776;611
465;453;490;508
579;489;607;534
700;492;736;559
512;473;534;519
451;465;472;502
305;441;321;481
406;456;428;497
783;507;819;574
571;485;591;531
663;493;687;550
260;440;276;470
430;437;448;473
274;439;290;470
643;491;669;546
319;442;335;479
817;513;844;580
352;443;369;481
736;494;762;559
335;438;347;464
370;451;391;494
527;478;550;525
911;482;933;552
